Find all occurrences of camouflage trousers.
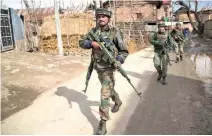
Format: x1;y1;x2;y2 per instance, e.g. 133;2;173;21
175;42;184;59
153;52;168;77
97;70;121;121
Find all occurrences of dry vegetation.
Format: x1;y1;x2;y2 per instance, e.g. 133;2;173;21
39;13;94;56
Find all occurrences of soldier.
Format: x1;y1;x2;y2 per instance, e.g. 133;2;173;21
79;8;128;135
170;22;185;63
148;22;173;85
164;25;169;32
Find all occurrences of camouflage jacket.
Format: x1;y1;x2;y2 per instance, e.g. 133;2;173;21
170;28;185;43
148;31;174;53
79;26;129;71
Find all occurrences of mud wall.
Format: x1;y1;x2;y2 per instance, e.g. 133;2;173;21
204;19;212;39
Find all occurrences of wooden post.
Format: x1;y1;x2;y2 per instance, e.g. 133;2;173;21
139;30;145;45
54;0;63;56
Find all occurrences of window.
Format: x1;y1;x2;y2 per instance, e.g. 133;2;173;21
136;13;143;20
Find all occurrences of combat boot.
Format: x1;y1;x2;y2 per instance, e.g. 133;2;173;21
96;119;107;135
175;57;179;63
157;72;162;81
111;100;122;113
161;76;167;85
180;55;183;61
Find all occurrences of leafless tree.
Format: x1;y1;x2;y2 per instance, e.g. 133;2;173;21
22;0;43;52
175;0;205;37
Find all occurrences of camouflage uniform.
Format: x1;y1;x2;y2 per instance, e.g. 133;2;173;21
148;23;173;84
170;23;185;62
79;8;128;134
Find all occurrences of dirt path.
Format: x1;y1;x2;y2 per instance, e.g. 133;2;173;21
1;51;89;120
124;56;212;134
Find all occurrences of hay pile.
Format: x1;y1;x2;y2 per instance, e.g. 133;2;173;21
127;40;139;53
40;34;91;56
40;13;95;56
41;13;95;36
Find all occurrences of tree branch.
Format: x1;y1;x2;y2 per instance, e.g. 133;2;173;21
176;0;203;36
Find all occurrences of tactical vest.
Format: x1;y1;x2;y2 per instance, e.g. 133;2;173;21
173;29;183;43
90;27;118;70
154;32;168;51
156;32;168;43
175;29;182;36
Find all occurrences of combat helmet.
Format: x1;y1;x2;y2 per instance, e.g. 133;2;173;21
95;8;112;18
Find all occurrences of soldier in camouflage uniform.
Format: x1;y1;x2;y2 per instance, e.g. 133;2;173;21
148;22;173;85
79;8;128;135
170;22;185;63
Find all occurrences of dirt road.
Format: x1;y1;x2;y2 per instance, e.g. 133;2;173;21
123;36;212;135
1;51;89;120
124;56;212;135
1;36;212;134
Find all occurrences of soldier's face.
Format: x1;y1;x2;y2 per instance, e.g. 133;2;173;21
159;27;165;32
176;25;181;30
97;14;109;26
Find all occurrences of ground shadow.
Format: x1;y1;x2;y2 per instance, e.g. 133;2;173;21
55;87;100;134
110;70;212;135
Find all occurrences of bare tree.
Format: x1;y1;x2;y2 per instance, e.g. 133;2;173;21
22;0;43;52
175;0;204;37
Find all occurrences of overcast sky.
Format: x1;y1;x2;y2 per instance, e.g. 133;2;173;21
2;0;212;11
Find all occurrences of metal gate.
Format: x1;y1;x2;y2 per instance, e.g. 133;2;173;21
1;8;14;52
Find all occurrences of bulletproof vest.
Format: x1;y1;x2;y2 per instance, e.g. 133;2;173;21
156;32;168;43
153;32;168;51
91;27;118;66
174;29;183;42
175;29;182;36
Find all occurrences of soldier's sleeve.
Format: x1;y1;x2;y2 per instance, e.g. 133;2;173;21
167;33;174;44
148;32;160;45
114;28;129;64
170;29;175;38
167;33;176;50
79;29;93;49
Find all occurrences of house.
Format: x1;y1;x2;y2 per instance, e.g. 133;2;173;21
101;0;172;47
204;19;212;39
198;7;212;23
174;7;196;22
103;0;172;23
102;0;172;33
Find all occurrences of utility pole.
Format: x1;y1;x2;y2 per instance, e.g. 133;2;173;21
54;0;63;56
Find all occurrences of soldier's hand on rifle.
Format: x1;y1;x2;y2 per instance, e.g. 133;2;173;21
114;61;121;69
91;41;101;49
